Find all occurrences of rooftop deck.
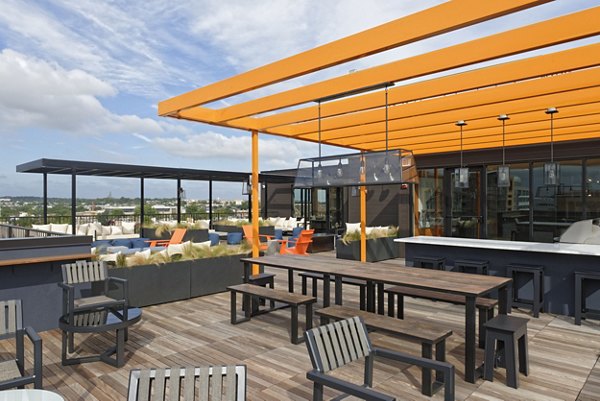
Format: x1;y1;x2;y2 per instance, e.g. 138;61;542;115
2;258;600;400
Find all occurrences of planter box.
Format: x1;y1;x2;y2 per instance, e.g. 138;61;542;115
141;228;209;242
106;253;247;307
335;237;399;262
213;225;275;237
107;261;191;307
140;227;170;240
213;224;242;233
190;255;245;297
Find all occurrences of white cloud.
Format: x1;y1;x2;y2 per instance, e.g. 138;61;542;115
152;131;318;170
0;49;191;136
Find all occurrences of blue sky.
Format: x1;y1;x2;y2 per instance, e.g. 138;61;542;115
0;0;598;200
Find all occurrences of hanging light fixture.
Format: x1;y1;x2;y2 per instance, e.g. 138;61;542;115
383;84;392;177
315;101;323;181
544;107;559;185
497;114;510;188
336;158;343;178
455;120;469;188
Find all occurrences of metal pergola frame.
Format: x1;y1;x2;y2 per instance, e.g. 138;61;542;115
158;0;600;263
16;158;294;234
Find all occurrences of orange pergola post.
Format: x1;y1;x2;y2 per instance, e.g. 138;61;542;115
251;129;260;275
360;153;367;263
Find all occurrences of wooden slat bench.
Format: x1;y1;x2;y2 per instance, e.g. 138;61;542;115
228;283;316;344
385;285;498;348
298;271;368;310
315;305;452;397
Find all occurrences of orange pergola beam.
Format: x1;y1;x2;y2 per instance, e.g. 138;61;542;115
211;6;600;123
297;68;600;143
158;0;551;116
250;42;600;131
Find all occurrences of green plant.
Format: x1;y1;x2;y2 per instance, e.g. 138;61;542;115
341;225;399;245
110;243;249;268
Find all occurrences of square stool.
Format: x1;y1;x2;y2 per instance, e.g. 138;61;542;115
454;259;489;275
413;256;446;270
484;315;529;389
506;264;544;318
574;271;600;325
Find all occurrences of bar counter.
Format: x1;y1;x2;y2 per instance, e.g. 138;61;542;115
396;236;600;316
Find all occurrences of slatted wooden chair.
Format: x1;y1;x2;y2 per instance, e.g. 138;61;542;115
127;365;247;401
304;316;455;401
0;299;42;390
59;260;128;352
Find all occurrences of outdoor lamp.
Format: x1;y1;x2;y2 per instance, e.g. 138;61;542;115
455;120;469;188
544;107;559;186
497;114;510;188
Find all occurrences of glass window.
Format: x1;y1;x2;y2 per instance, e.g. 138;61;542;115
486;164;530;241
585;159;600;219
532;160;582;242
416;168;443;236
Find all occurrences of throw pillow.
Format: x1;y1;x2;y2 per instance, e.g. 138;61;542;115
121;222;136;234
345;222;361;234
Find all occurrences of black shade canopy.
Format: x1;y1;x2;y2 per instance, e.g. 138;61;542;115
17;158;294;184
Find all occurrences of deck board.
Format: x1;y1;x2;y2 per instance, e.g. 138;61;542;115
2;257;600;400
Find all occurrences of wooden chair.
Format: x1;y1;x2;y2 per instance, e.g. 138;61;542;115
242;225;273;252
0;300;42;390
147;228;187;247
279;229;314;255
127;365;247;401
304;316;455;401
59;260;128;352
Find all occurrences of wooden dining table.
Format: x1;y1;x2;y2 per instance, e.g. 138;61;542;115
241;254;512;384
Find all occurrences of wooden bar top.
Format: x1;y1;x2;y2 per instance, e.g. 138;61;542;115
0;253;93;267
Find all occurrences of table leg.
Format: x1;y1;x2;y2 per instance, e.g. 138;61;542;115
243;262;250;283
323;274;331;307
288;269;294;293
366;281;375;313
377;283;384;315
116;328;125;367
335;276;343;305
465;295;477;383
498;285;509;315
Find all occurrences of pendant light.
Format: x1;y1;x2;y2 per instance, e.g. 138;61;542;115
336;158;343;178
383;84;392;177
544;107;559;185
497;114;510;188
455;120;468;188
315;101;323;181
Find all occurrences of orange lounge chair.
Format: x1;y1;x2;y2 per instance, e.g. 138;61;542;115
146;228;186;247
279;229;314;255
242;224;275;252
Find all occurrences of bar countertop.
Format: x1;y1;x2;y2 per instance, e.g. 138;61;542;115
395;236;600;257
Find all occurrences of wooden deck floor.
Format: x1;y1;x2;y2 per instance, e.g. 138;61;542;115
2;260;600;400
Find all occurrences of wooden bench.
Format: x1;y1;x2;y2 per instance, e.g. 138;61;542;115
315;305;452;397
298;271;368;310
385;285;498;348
228;283;316;344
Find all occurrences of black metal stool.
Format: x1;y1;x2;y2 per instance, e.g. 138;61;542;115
574;271;600;325
484;315;529;389
454;259;489;275
413;256;446;270
506;264;544;317
248;272;276;310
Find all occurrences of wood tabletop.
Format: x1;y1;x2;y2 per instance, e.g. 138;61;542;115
0;253;93;267
241;254;511;296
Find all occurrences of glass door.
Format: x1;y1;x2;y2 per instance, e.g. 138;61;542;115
445;167;484;238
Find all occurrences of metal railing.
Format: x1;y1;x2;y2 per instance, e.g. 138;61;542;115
1;211;250;228
0;223;67;239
